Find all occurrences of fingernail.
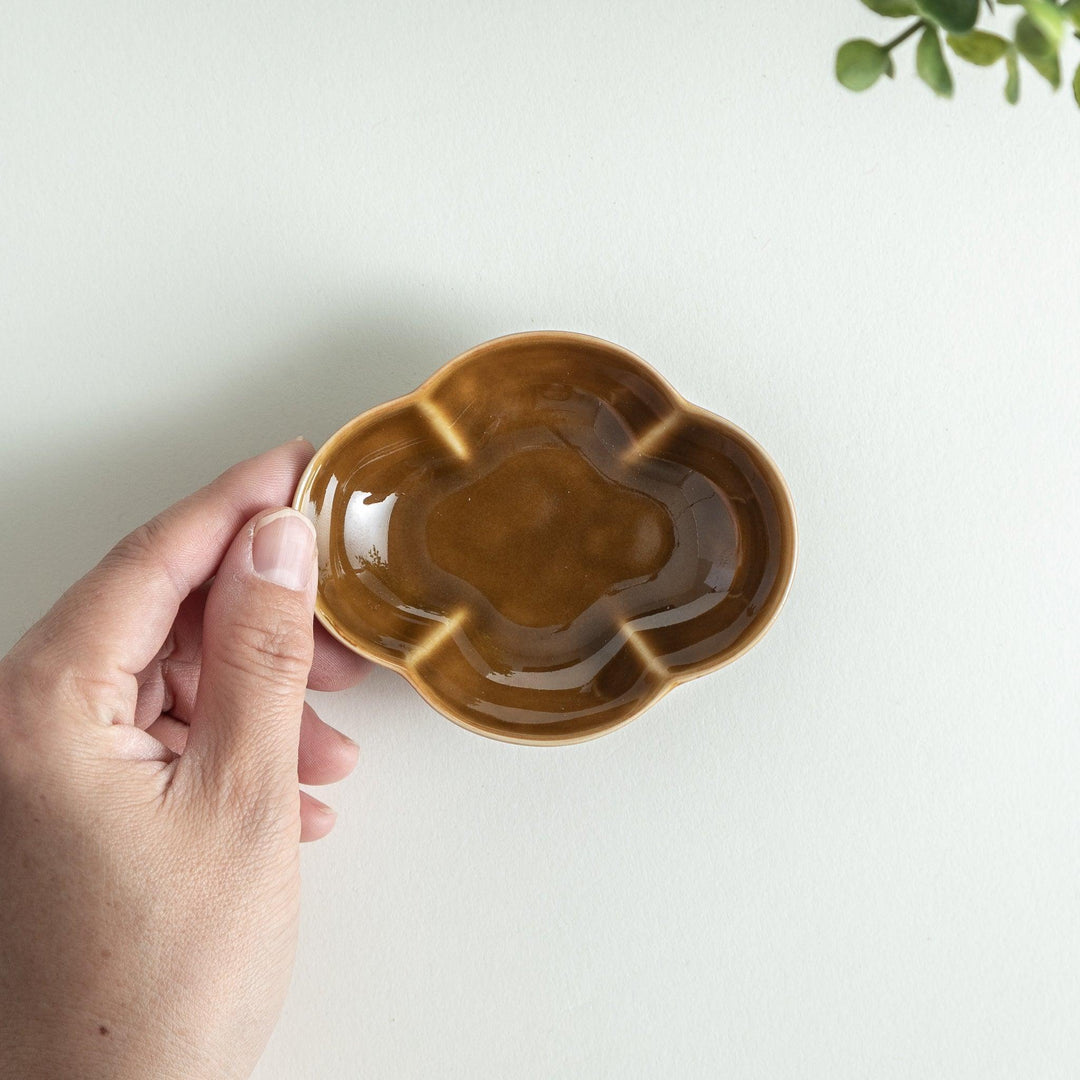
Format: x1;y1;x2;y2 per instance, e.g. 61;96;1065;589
252;509;317;591
308;794;335;818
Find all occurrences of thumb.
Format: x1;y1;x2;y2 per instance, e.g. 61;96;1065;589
184;507;318;808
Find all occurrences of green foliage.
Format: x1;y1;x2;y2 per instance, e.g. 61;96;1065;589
1023;42;1063;83
1006;47;1022;100
1016;12;1055;55
1017;14;1063;84
837;39;894;89
946;30;1010;63
917;25;955;93
836;0;1079;107
1024;0;1066;44
916;0;979;33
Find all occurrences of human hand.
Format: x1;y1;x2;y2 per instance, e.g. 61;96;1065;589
0;439;369;1080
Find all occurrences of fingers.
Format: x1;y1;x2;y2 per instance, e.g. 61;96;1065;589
144;704;359;786
144;714;188;757
136;589;370;727
309;623;372;691
183;507;318;801
296;702;360;783
34;440;314;687
299;791;336;842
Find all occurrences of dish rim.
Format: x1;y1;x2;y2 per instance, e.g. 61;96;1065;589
292;330;798;745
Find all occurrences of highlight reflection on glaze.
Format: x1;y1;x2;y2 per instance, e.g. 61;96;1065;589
295;333;796;744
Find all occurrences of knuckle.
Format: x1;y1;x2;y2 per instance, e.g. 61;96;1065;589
6;631;127;721
110;516;169;566
0;651;74;778
0;636;67;719
0;658;107;771
102;516;187;598
220;617;313;684
0;659;29;767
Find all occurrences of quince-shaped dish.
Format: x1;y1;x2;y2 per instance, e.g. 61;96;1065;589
294;332;796;744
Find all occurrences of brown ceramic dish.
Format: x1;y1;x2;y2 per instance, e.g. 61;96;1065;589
293;331;796;745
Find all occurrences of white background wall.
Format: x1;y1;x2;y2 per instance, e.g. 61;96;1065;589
3;3;1078;1077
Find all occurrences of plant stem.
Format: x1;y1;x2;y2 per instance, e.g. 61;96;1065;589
884;19;925;52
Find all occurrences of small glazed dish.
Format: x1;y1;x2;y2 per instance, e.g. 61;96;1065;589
294;332;796;745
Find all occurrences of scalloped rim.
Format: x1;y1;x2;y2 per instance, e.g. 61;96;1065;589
293;330;798;746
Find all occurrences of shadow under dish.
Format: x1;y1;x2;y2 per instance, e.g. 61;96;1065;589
295;332;796;744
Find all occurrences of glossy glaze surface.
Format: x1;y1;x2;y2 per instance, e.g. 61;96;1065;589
294;332;797;744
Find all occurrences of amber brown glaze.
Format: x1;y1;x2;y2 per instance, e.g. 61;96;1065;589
293;332;797;744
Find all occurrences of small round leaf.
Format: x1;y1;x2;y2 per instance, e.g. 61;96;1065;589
836;39;892;90
917;25;955;96
1074;61;1080;106
946;30;1011;64
915;0;979;33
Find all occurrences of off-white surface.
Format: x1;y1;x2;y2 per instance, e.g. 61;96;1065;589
3;3;1079;1078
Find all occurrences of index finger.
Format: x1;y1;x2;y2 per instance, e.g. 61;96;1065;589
33;439;315;683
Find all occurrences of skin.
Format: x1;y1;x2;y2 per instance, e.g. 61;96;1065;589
0;440;370;1080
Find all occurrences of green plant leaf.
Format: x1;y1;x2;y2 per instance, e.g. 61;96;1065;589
1023;0;1066;47
1005;47;1021;100
860;0;918;15
1063;0;1080;29
1074;61;1080;105
1016;13;1054;56
836;39;892;90
915;0;979;32
946;30;1011;63
1023;46;1062;86
1016;15;1062;85
917;25;955;95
